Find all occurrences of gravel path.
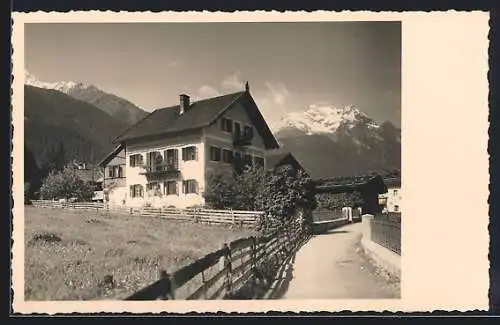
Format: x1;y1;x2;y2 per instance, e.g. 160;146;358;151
280;222;400;299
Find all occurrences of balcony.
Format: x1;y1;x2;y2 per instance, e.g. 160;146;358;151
233;132;253;147
139;162;180;181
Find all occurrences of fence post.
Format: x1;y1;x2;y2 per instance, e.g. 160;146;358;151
231;209;235;226
157;269;175;300
220;243;232;298
361;214;374;243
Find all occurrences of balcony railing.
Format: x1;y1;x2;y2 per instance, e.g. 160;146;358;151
139;162;180;180
233;132;253;147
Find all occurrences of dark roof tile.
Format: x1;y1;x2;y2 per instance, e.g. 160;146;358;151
114;91;245;143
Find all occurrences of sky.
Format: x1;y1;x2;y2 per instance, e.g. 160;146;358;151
25;22;401;128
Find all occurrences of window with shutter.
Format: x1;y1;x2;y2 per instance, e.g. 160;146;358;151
164;181;177;195
210;146;221;161
221;117;233;133
182;146;197;161
244;125;253;138
118;166;124;177
222;149;233;163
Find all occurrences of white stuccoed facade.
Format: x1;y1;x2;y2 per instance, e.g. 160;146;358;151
125;132;206;209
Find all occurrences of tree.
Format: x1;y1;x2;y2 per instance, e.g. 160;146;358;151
233;165;266;211
204;165;317;232
256;165;317;230
204;170;237;209
39;167;95;201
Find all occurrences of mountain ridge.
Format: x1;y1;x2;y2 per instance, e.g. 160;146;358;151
273;104;401;179
25;71;148;126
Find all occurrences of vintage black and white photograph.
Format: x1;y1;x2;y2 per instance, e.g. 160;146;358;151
20;20;403;302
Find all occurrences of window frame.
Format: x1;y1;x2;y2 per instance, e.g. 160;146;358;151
129;154;144;167
221;117;233;133
254;156;264;168
130;184;144;198
210;145;221;162
182;146;198;161
183;179;198;194
164;181;178;196
244;125;254;138
222;149;234;164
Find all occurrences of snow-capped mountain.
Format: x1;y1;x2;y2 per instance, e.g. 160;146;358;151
25;71;82;94
275;104;379;136
25;71;148;126
273;104;401;179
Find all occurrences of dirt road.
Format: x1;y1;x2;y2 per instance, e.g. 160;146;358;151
280;222;400;299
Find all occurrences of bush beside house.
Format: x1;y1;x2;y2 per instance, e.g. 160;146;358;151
205;165;317;233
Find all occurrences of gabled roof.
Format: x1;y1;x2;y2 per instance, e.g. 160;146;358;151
383;177;401;188
113;89;280;149
266;151;305;172
98;143;125;167
314;174;388;194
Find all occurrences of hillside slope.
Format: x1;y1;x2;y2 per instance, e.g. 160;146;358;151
24;85;124;168
25;71;148;126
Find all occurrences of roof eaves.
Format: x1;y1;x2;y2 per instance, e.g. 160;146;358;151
98;143;124;167
245;93;280;149
206;91;246;127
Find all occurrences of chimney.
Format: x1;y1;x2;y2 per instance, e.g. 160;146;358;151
179;94;190;115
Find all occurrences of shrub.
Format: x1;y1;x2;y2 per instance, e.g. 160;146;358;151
39;167;95;201
315;191;364;210
204;170;237;209
205;165;316;232
255;166;317;230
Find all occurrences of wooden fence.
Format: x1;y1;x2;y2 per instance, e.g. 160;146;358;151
125;222;308;300
370;214;401;255
29;200;262;228
31;200;104;210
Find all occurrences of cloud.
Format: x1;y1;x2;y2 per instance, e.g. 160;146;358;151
198;85;220;98
167;61;179;68
264;81;290;106
221;71;244;91
195;75;292;131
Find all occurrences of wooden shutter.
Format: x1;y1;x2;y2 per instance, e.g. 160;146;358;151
130;185;134;198
195;146;199;161
130;155;134;167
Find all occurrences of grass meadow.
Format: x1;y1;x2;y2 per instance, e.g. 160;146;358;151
24;206;254;300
